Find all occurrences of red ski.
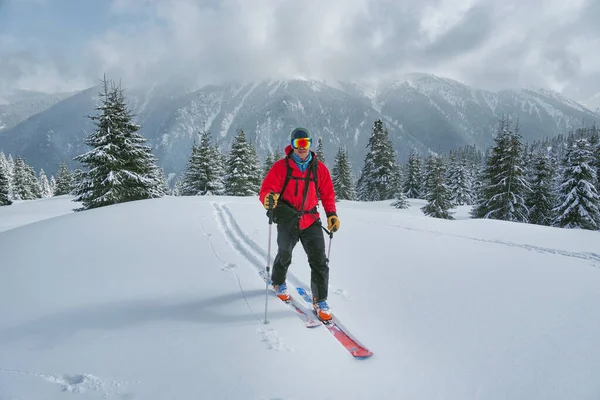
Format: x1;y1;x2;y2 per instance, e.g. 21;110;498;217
296;288;373;358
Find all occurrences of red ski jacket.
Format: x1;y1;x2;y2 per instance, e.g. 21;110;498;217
259;145;337;230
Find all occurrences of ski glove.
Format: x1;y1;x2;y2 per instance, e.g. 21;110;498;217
327;212;340;232
263;192;280;210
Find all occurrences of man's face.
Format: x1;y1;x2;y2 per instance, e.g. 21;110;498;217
293;146;309;160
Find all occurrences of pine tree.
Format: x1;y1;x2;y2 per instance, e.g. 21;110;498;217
72;77;164;210
331;147;356;201
38;169;52;198
180;132;225;196
590;128;600;193
421;156;453;219
403;149;422;199
12;157;40;200
0;158;11;206
553;138;600;230
180;142;202;196
316;137;326;165
391;191;409;209
224;129;262;196
54;160;73;195
526;150;556;226
447;156;473;205
356;119;401;201
0;152;12;202
263;150;276;179
471;117;530;222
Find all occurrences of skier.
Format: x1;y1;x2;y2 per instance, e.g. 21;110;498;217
260;127;340;321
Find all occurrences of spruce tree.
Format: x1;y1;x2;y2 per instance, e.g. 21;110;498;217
54;160;73;195
447;156;473;205
403;149;422;199
0;159;11;206
0;152;12;202
263;150;276;179
12;157;40;200
421;156;453;219
356;119;401;201
180;142;202;196
590;128;600;193
526;150;556;226
331;147;355;201
553;138;600;230
471;117;530;222
72;77;164;210
316;137;326;165
38;169;52;198
224;129;262;196
391;191;409;209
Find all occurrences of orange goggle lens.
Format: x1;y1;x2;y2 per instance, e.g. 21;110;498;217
292;137;312;149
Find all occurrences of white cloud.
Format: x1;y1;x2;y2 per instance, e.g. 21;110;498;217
2;0;600;98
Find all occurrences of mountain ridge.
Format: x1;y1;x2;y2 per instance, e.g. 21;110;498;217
0;73;598;177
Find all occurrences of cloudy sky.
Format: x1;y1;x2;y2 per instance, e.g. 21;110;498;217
1;0;599;100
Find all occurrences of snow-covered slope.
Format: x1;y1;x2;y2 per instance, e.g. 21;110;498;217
0;90;74;131
1;196;599;399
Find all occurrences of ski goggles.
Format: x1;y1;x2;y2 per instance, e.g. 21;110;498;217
291;137;312;149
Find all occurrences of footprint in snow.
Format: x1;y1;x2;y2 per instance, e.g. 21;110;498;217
220;263;237;271
332;288;351;300
257;328;293;352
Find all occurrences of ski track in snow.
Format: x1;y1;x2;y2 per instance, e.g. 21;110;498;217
212;203;301;351
214;203;310;293
352;216;600;268
215;203;350;300
0;368;129;398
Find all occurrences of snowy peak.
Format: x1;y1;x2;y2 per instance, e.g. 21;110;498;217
1;74;599;177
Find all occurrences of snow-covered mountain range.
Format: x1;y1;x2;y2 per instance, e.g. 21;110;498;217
0;73;599;177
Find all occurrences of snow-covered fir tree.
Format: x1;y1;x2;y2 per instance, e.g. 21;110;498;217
471;117;530;222
421;155;453;219
224;129;262;196
38;169;52;198
553;138;600;230
0;158;11;205
356;119;401;201
12;157;40;200
590;128;600;193
446;155;473;205
53;160;73;195
180;142;202;196
72;78;164;210
403;149;422;199
180;132;225;196
316;137;326;165
263;150;276;179
526;150;556;226
391;191;409;209
0;152;12;200
49;175;57;195
331;147;355;201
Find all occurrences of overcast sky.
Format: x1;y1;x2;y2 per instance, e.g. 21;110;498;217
1;0;599;100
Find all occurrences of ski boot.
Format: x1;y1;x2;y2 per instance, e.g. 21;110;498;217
313;300;333;324
273;283;291;302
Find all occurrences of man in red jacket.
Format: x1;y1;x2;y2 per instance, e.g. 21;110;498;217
259;127;340;322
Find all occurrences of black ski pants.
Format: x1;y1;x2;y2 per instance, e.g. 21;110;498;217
271;220;329;303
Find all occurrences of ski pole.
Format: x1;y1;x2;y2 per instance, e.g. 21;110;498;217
264;195;275;324
321;225;334;262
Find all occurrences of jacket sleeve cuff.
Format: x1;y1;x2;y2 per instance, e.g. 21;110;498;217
326;212;337;218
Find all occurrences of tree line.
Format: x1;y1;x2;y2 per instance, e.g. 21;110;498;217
1;77;599;231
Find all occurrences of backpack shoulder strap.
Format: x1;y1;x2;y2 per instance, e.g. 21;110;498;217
280;155;294;196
